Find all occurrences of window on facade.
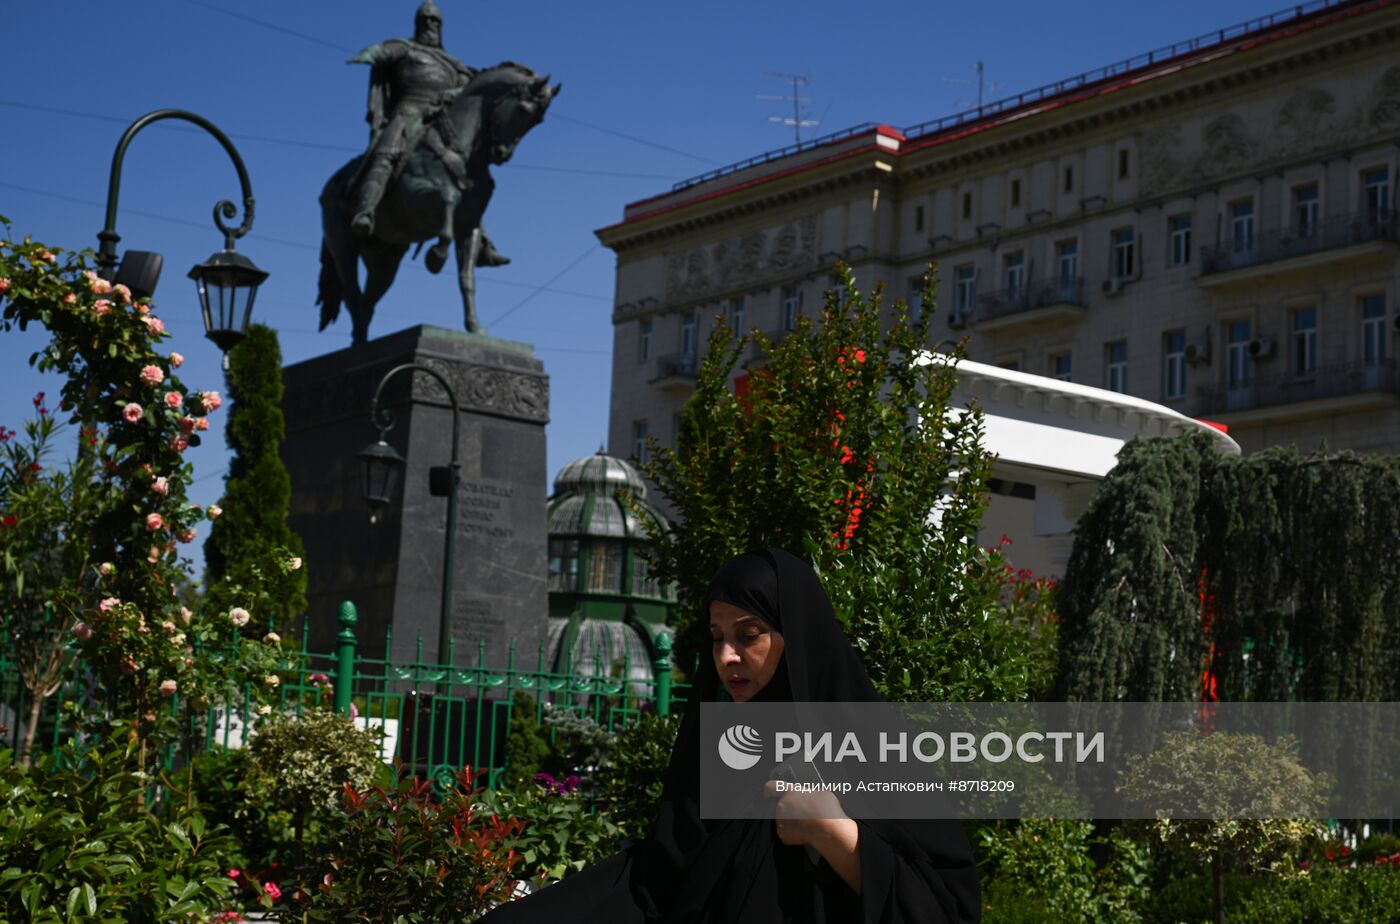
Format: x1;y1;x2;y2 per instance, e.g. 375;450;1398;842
954;263;977;315
547;538;580;592
680;310;697;357
1169;214;1192;266
1293;183;1320;238
638;318;652;363
586;541;624;593
1363;167;1391;220
1292;306;1317;375
1362;293;1388;365
961;191;972;220
1051;352;1073;382
729;296;746;335
1111;227;1136;278
907;277;924;323
1056;239;1079;286
1230;200;1255;253
781;286;801;330
1105;341;1128;394
1010;178;1022;208
1163;330;1186;400
914;204;925;232
631;419;649;464
1004;251;1025;297
1063;165;1075;193
998;359;1021;371
1118;149;1131;180
1227;320;1252;388
632;551;662;598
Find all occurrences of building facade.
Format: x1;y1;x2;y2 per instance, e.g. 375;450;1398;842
597;0;1400;475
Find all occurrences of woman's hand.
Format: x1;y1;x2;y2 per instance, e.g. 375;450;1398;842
763;780;863;893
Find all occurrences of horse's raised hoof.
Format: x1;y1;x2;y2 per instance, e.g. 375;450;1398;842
351;212;375;239
425;241;450;274
478;241;511;267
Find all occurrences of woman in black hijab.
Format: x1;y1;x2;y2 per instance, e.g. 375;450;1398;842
479;548;981;923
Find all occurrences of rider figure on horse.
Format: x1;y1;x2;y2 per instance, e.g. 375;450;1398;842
348;0;507;266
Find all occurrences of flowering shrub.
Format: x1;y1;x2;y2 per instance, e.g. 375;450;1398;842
288;766;524;921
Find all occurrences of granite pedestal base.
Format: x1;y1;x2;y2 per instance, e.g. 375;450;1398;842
281;325;549;668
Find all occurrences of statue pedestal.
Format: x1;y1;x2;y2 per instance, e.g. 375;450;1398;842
281;325;549;668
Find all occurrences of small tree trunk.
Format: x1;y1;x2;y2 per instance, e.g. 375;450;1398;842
19;692;45;768
1212;853;1225;924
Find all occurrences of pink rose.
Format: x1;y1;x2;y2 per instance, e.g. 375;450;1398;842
37;250;55;263
170;351;184;368
99;562;114;576
113;283;132;303
170;436;189;453
163;391;182;409
152;476;169;496
73;622;93;641
94;299;112;317
158;679;178;697
145;512;164;531
147;545;161;563
195;417;209;431
136;303;150;315
0;278;9;294
208;504;222;520
177;529;195;543
86;271;112;295
139;365;164;386
200;391;222;412
263;881;282;901
143;316;165;335
122;402;143;423
63;292;77;305
179;416;196;434
98;597;120;613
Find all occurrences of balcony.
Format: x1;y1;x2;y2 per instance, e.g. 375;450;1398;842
970;277;1087;333
1199;210;1399;288
1195;358;1398;422
650;351;699;391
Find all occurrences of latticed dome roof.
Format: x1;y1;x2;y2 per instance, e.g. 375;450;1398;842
547;450;666;538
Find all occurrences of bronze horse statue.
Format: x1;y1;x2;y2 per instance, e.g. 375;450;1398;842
318;62;560;344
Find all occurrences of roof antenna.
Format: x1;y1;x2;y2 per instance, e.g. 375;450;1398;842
758;72;819;144
944;61;1002;114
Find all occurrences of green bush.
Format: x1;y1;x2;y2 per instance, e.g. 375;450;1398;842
477;780;625;886
593;712;681;842
1229;864;1400;924
1140;871;1263;924
502;692;550;789
0;744;238;922
287;765;523;922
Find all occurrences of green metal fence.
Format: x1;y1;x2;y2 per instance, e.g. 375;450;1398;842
1;600;689;788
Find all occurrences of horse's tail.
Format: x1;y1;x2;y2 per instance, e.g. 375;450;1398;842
316;237;342;331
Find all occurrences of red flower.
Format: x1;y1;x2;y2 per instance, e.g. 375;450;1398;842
1;515;17;527
854;349;866;363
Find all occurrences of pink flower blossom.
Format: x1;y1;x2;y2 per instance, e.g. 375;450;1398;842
62;292;77;304
158;679;178;697
113;283;132;303
143;315;165;335
170;351;184;367
195;417;210;431
163;391;182;409
147;545;161;563
226;869;242;880
85;271;112;295
94;299;113;317
179;416;196;434
208;504;223;520
99;597;120;613
229;607;250;627
263;881;282;901
152;476;169;496
73;622;93;641
177;529;196;543
0;278;9;294
146;512;164;531
99;562;114;576
122;402;143;423
139;365;164;386
170;436;189;453
200;390;222;412
179;606;193;625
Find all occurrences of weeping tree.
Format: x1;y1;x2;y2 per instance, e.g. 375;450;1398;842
204;324;306;621
1056;433;1400;702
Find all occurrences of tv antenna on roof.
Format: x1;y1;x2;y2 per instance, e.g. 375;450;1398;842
758;71;819;145
943;61;1002;113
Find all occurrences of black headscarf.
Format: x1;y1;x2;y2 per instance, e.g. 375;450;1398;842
481;548;981;923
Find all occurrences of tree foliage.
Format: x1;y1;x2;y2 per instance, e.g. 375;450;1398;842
636;265;1051;702
1056;434;1400;702
204;323;306;620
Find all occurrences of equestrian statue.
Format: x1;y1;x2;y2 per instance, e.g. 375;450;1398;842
318;1;560;344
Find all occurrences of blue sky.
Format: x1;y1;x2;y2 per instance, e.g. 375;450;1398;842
2;0;1292;570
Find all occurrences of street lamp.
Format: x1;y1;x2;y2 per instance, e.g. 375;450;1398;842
355;364;461;662
96;109;268;359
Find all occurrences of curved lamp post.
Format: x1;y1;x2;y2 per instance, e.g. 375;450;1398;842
355;364;461;661
96;109;268;358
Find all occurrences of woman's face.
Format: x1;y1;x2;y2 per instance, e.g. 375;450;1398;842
709;600;785;703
